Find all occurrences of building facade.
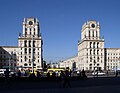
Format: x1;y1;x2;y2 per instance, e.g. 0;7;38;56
0;18;43;71
59;20;120;71
59;56;78;70
78;21;105;71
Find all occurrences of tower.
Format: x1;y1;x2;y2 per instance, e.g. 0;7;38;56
18;18;43;70
78;20;104;71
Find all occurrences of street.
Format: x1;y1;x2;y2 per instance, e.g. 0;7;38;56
0;77;120;93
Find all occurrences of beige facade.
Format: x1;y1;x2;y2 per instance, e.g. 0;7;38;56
0;46;19;70
78;21;105;71
105;48;120;70
59;56;78;70
0;18;43;70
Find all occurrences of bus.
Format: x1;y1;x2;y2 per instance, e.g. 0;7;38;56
47;68;64;76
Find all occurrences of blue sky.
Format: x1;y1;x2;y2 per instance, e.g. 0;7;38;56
0;0;120;63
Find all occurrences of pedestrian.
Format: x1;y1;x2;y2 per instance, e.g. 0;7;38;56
60;70;65;87
4;68;10;84
115;71;118;77
47;72;50;78
18;70;21;78
81;69;87;79
63;70;71;88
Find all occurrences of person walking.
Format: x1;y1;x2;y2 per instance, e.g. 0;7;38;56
4;68;10;84
63;70;71;88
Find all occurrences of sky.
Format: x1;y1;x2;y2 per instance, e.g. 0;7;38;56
0;0;120;63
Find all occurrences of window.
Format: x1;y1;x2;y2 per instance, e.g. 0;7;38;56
89;30;90;37
29;41;31;47
30;28;31;31
93;50;95;55
92;31;94;37
33;48;35;53
25;31;27;36
96;31;97;37
24;63;27;66
90;49;92;55
29;48;31;54
90;42;92;48
33;41;35;47
97;50;99;55
34;31;35;35
89;64;92;66
97;57;99;62
24;40;27;47
25;56;27;61
90;57;92;62
25;48;27;54
97;42;99;48
93;42;95;48
97;64;99;66
30;31;31;35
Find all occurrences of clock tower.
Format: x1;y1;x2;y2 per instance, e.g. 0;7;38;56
18;18;43;70
78;20;105;71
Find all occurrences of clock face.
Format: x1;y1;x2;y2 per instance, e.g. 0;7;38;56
91;24;95;28
29;21;33;25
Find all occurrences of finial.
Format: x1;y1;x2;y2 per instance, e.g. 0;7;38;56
87;21;89;24
24;18;26;22
97;21;99;25
19;33;21;37
36;18;39;22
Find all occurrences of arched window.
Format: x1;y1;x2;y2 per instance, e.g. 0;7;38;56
24;63;27;66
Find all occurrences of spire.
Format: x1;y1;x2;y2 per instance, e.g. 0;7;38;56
97;21;99;25
36;18;39;23
23;18;26;22
87;21;89;24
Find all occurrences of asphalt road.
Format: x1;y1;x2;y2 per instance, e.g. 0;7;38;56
0;76;120;93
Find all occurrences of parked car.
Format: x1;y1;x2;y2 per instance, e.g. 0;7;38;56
92;71;105;76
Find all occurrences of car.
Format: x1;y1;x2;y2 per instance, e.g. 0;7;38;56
92;71;105;76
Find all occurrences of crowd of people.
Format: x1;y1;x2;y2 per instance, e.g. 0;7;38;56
3;68;88;86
